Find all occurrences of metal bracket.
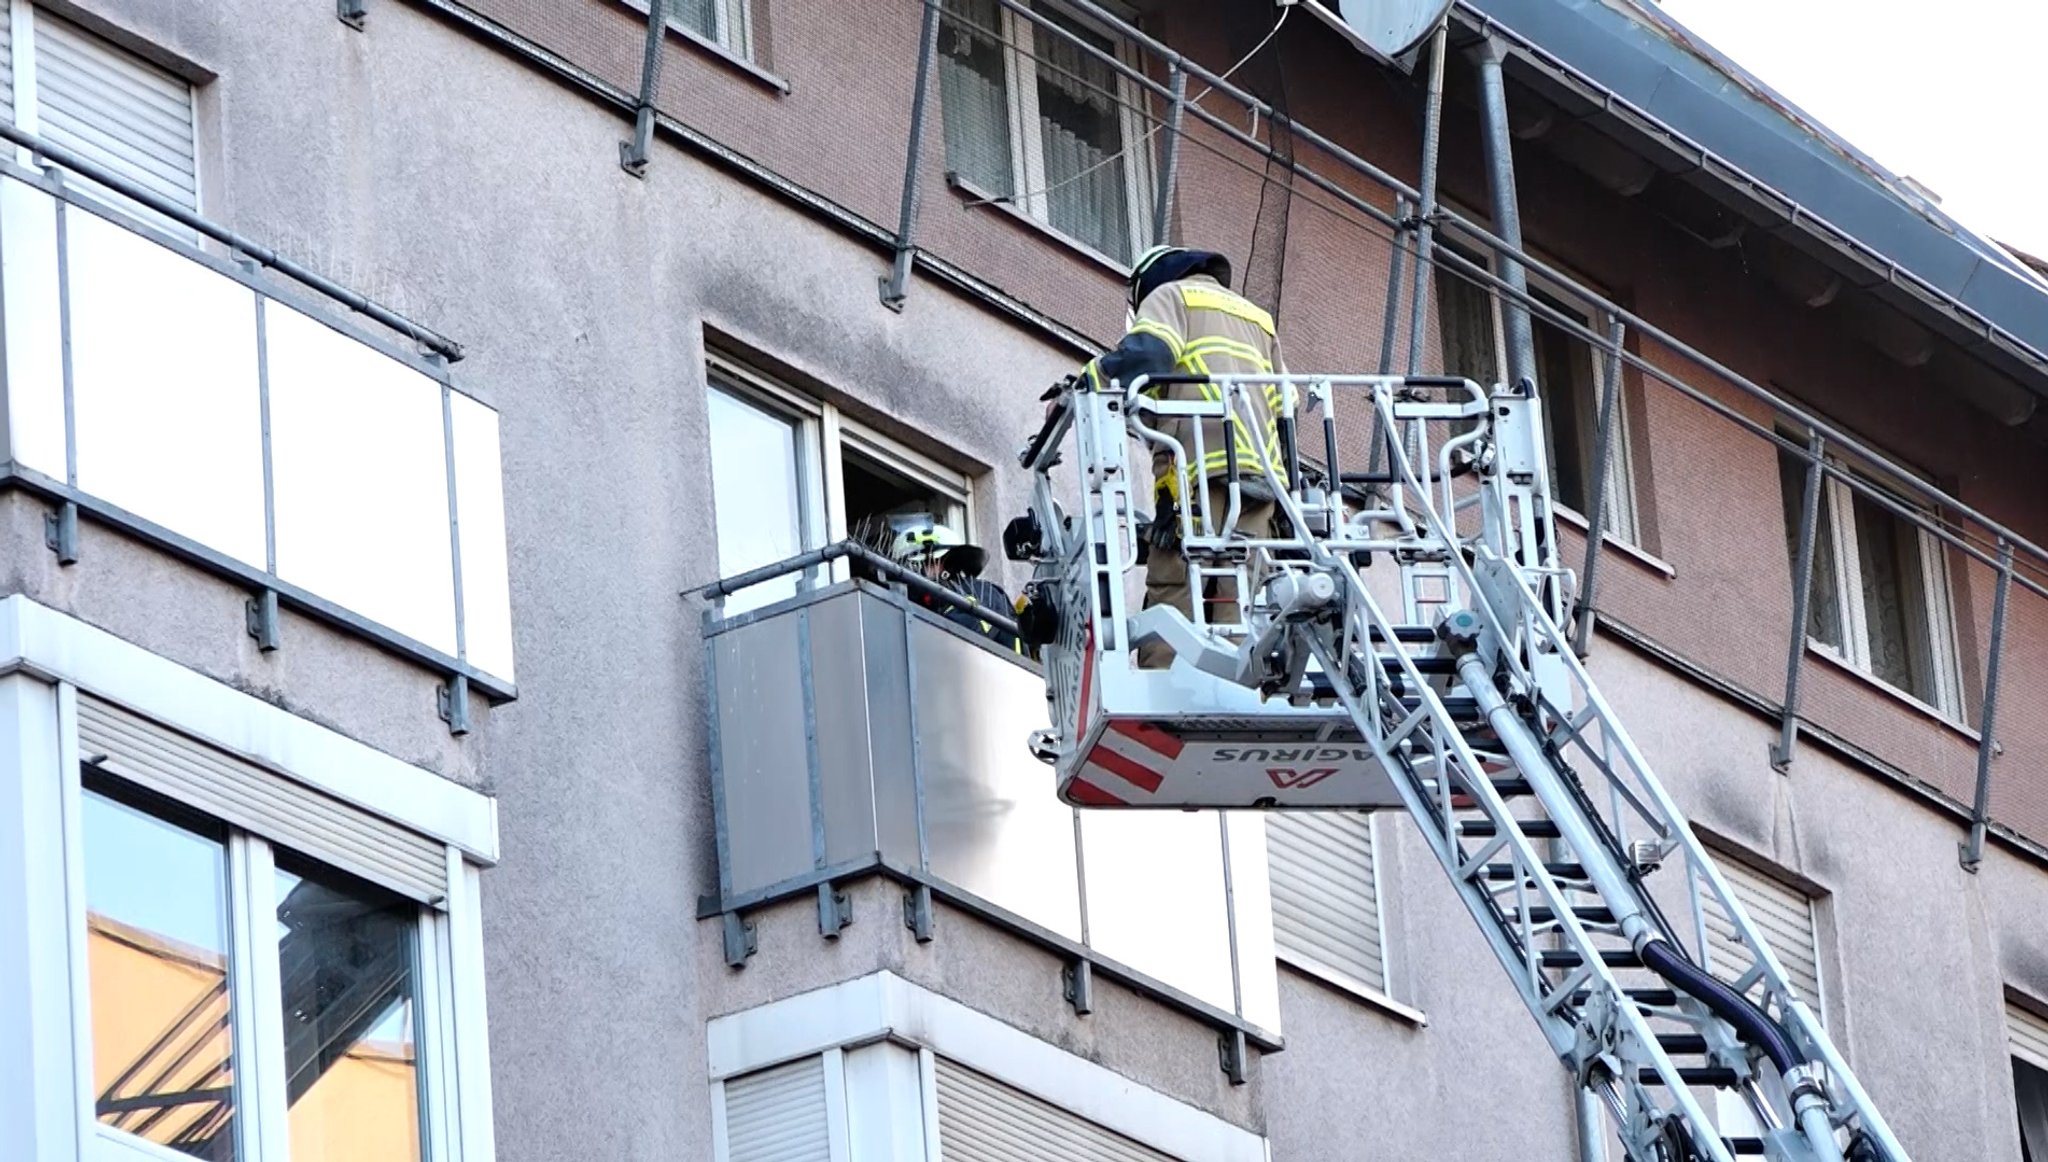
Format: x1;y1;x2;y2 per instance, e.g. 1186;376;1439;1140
337;0;367;29
620;0;669;177
1218;1028;1249;1086
437;673;472;736
722;911;757;967
1062;959;1093;1015
902;883;935;942
246;589;281;652
817;881;852;938
44;502;78;564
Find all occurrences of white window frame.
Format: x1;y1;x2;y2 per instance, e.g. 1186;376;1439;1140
707;356;975;590
1265;813;1424;1025
1794;452;1964;720
6;3;204;234
955;0;1156;264
1435;235;1643;546
0;595;498;1162
677;0;754;59
705;971;1268;1162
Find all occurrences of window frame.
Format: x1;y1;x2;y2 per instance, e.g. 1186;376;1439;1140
676;0;755;59
706;356;975;597
0;595;498;1162
1433;234;1644;547
6;3;205;236
1783;439;1965;720
944;0;1158;266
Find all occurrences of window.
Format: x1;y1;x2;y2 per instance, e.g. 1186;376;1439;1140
3;4;201;229
1266;812;1391;1002
935;1057;1176;1161
1776;438;1962;716
1702;858;1823;1143
705;357;972;615
1435;245;1642;543
938;0;1155;264
673;0;752;58
2009;1000;2048;1161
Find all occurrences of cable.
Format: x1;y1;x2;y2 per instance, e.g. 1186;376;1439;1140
958;4;1292;215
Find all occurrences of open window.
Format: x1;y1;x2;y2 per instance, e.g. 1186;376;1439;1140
705;357;973;614
1434;241;1644;545
2010;999;2048;1161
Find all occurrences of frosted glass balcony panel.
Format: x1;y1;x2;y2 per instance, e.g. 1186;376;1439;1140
2;177;69;478
267;303;456;655
450;393;514;680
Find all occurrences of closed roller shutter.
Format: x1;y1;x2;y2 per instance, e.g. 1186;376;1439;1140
78;695;449;905
0;0;14;124
723;1057;830;1162
32;12;197;214
935;1056;1176;1162
1267;811;1384;994
1703;859;1822;1014
2011;1001;2048;1072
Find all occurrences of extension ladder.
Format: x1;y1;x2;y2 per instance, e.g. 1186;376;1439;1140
1011;371;1907;1162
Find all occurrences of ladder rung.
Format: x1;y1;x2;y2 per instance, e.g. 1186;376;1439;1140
1638;1066;1739;1087
1372;626;1437;644
1655;1034;1709;1056
1522;905;1615;925
1725;1138;1767;1155
1483;862;1587;882
1381;655;1458;675
1458;818;1562;840
1540;948;1643;969
1400;695;1481;719
1567;988;1681;1008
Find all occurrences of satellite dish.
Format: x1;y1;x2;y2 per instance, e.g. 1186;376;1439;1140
1301;0;1454;66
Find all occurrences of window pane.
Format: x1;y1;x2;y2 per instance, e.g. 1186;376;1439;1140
275;854;423;1162
1032;2;1133;261
1776;448;1843;650
1850;489;1936;701
82;787;237;1160
2018;1058;2048;1162
940;0;1015;196
673;0;749;56
1530;295;1595;514
708;385;809;614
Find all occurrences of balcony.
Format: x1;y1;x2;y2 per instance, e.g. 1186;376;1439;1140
0;143;514;712
700;566;1283;1059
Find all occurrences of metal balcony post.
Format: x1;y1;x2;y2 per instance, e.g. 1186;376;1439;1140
1151;64;1187;246
620;0;671;176
1472;37;1535;389
1771;432;1826;771
880;0;944;310
1571;318;1628;657
1962;540;2014;871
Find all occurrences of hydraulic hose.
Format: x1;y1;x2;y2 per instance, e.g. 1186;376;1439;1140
1639;939;1803;1075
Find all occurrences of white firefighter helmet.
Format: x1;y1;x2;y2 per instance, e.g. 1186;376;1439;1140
888;513;987;579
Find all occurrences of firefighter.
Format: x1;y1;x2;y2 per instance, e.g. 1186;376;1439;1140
1079;244;1287;669
890;515;1023;654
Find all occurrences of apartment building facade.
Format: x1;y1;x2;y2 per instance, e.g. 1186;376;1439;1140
1;0;2045;1159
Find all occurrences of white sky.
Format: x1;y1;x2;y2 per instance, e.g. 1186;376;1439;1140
1655;0;2048;263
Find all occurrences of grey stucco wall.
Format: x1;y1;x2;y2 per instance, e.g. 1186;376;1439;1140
11;1;2048;1160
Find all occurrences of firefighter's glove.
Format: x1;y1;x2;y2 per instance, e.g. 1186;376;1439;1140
1148;486;1181;552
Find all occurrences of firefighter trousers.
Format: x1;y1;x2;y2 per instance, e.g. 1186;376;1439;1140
1135;478;1278;671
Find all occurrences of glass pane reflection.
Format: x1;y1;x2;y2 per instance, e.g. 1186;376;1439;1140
267;303;457;653
274;853;423;1162
708;386;808;615
66;204;267;567
82;786;238;1160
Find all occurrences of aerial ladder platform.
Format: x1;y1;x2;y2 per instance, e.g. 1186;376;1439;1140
1008;370;1908;1162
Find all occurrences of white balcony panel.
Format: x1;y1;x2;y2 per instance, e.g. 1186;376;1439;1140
449;392;514;680
267;303;457;655
1;177;65;478
65;201;265;566
1079;809;1235;1013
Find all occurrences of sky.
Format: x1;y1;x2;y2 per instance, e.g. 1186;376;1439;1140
1655;0;2048;264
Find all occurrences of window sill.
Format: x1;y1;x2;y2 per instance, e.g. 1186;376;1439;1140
1278;956;1428;1028
1553;505;1675;580
947;173;1131;280
613;1;792;95
1804;642;1979;743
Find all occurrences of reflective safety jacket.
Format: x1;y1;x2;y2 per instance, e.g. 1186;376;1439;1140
1084;274;1289;504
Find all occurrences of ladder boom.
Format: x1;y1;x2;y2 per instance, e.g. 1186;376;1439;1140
1015;371;1909;1162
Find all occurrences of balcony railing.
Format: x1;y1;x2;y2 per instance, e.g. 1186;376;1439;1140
0;127;514;723
696;549;1283;1065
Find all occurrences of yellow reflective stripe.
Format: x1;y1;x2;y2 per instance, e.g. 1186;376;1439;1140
1179;285;1275;335
1130;319;1185;360
1181;336;1272;372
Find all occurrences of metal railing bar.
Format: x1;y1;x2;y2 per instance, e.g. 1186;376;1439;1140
691;539;1022;636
